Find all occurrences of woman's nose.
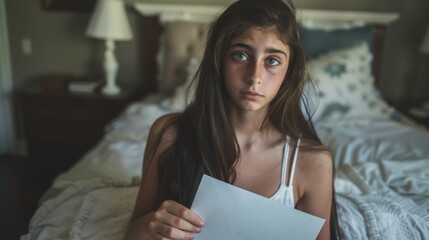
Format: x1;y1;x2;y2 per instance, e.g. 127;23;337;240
246;61;262;85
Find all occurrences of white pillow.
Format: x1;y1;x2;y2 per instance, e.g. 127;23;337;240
156;21;207;95
307;42;393;123
159;57;199;112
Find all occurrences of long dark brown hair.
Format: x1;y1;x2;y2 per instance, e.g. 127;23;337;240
155;0;341;239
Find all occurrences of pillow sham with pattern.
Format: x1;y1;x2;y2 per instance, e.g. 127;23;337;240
307;42;393;123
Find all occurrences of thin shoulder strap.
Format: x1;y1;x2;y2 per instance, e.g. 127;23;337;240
280;135;290;186
288;137;302;187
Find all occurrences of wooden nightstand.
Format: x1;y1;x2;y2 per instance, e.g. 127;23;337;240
18;83;142;181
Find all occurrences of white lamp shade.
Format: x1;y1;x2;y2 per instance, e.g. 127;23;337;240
421;26;429;54
86;0;132;41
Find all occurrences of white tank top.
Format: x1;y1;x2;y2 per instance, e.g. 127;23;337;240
269;136;301;208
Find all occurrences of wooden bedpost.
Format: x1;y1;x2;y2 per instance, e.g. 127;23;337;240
139;16;161;94
372;25;386;88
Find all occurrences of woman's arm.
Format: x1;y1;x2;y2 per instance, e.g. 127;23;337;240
296;150;334;240
126;114;204;240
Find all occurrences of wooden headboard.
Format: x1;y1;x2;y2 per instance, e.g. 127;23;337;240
133;3;399;94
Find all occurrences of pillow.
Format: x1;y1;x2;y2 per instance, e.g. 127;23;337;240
159;57;200;112
157;21;208;95
300;25;374;59
307;42;393;123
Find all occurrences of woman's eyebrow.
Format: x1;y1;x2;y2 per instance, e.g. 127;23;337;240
228;43;287;57
227;43;252;50
266;48;288;57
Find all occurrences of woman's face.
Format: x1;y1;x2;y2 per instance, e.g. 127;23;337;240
223;27;290;113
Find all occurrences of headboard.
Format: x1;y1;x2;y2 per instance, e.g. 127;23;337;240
133;3;399;95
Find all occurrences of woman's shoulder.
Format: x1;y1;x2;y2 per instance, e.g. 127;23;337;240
297;139;333;173
150;113;181;136
296;139;333;197
147;113;181;150
143;113;182;169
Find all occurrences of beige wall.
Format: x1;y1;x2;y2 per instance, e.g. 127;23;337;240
5;0;141;88
5;0;429;101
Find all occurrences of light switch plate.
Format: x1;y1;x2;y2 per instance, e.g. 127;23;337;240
21;38;32;55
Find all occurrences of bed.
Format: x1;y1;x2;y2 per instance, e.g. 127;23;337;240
21;3;429;240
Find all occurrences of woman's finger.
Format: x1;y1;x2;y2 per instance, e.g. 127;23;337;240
153;210;202;234
150;220;196;240
160;200;205;229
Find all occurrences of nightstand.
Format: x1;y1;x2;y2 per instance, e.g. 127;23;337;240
18;83;142;182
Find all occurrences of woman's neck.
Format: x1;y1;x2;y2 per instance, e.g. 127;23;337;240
230;109;282;151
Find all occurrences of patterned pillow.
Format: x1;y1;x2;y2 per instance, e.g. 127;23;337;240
307;42;393;123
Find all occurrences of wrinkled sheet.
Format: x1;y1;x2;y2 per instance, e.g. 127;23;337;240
22;99;429;240
22;161;429;240
335;160;429;240
316;117;429;167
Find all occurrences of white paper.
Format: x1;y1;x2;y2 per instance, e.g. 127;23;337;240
191;174;325;240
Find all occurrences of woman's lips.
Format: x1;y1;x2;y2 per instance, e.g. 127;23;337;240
242;91;263;100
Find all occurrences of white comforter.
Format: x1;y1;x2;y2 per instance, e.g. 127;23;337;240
21;99;429;240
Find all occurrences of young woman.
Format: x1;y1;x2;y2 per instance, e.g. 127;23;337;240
126;0;340;239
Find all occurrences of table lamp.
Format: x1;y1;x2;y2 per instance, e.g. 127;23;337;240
86;0;132;95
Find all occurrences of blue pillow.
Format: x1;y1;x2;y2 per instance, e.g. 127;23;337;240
299;25;374;59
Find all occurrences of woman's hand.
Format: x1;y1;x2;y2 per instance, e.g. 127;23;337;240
126;115;204;240
146;200;204;240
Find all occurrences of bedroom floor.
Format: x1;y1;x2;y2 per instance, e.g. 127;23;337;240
0;154;50;240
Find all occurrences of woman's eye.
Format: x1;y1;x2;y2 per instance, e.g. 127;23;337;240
232;53;248;61
267;58;280;66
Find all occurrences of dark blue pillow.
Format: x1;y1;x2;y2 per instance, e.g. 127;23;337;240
299;25;374;59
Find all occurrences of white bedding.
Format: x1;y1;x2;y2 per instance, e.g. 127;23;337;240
322;117;429;239
335;160;429;240
316;118;429;167
21;96;429;240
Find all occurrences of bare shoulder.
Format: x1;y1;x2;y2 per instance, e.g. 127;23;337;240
295;140;333;239
294;138;333;208
297;139;333;181
148;112;180;143
143;113;180;170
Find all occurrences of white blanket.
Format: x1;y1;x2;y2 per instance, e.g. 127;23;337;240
23;160;429;240
315;117;429;167
336;160;429;240
22;99;429;240
22;179;139;240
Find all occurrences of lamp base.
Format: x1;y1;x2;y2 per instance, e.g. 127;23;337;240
102;84;120;95
101;40;120;96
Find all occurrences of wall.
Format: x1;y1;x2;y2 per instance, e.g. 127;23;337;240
4;0;429;105
6;0;142;88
